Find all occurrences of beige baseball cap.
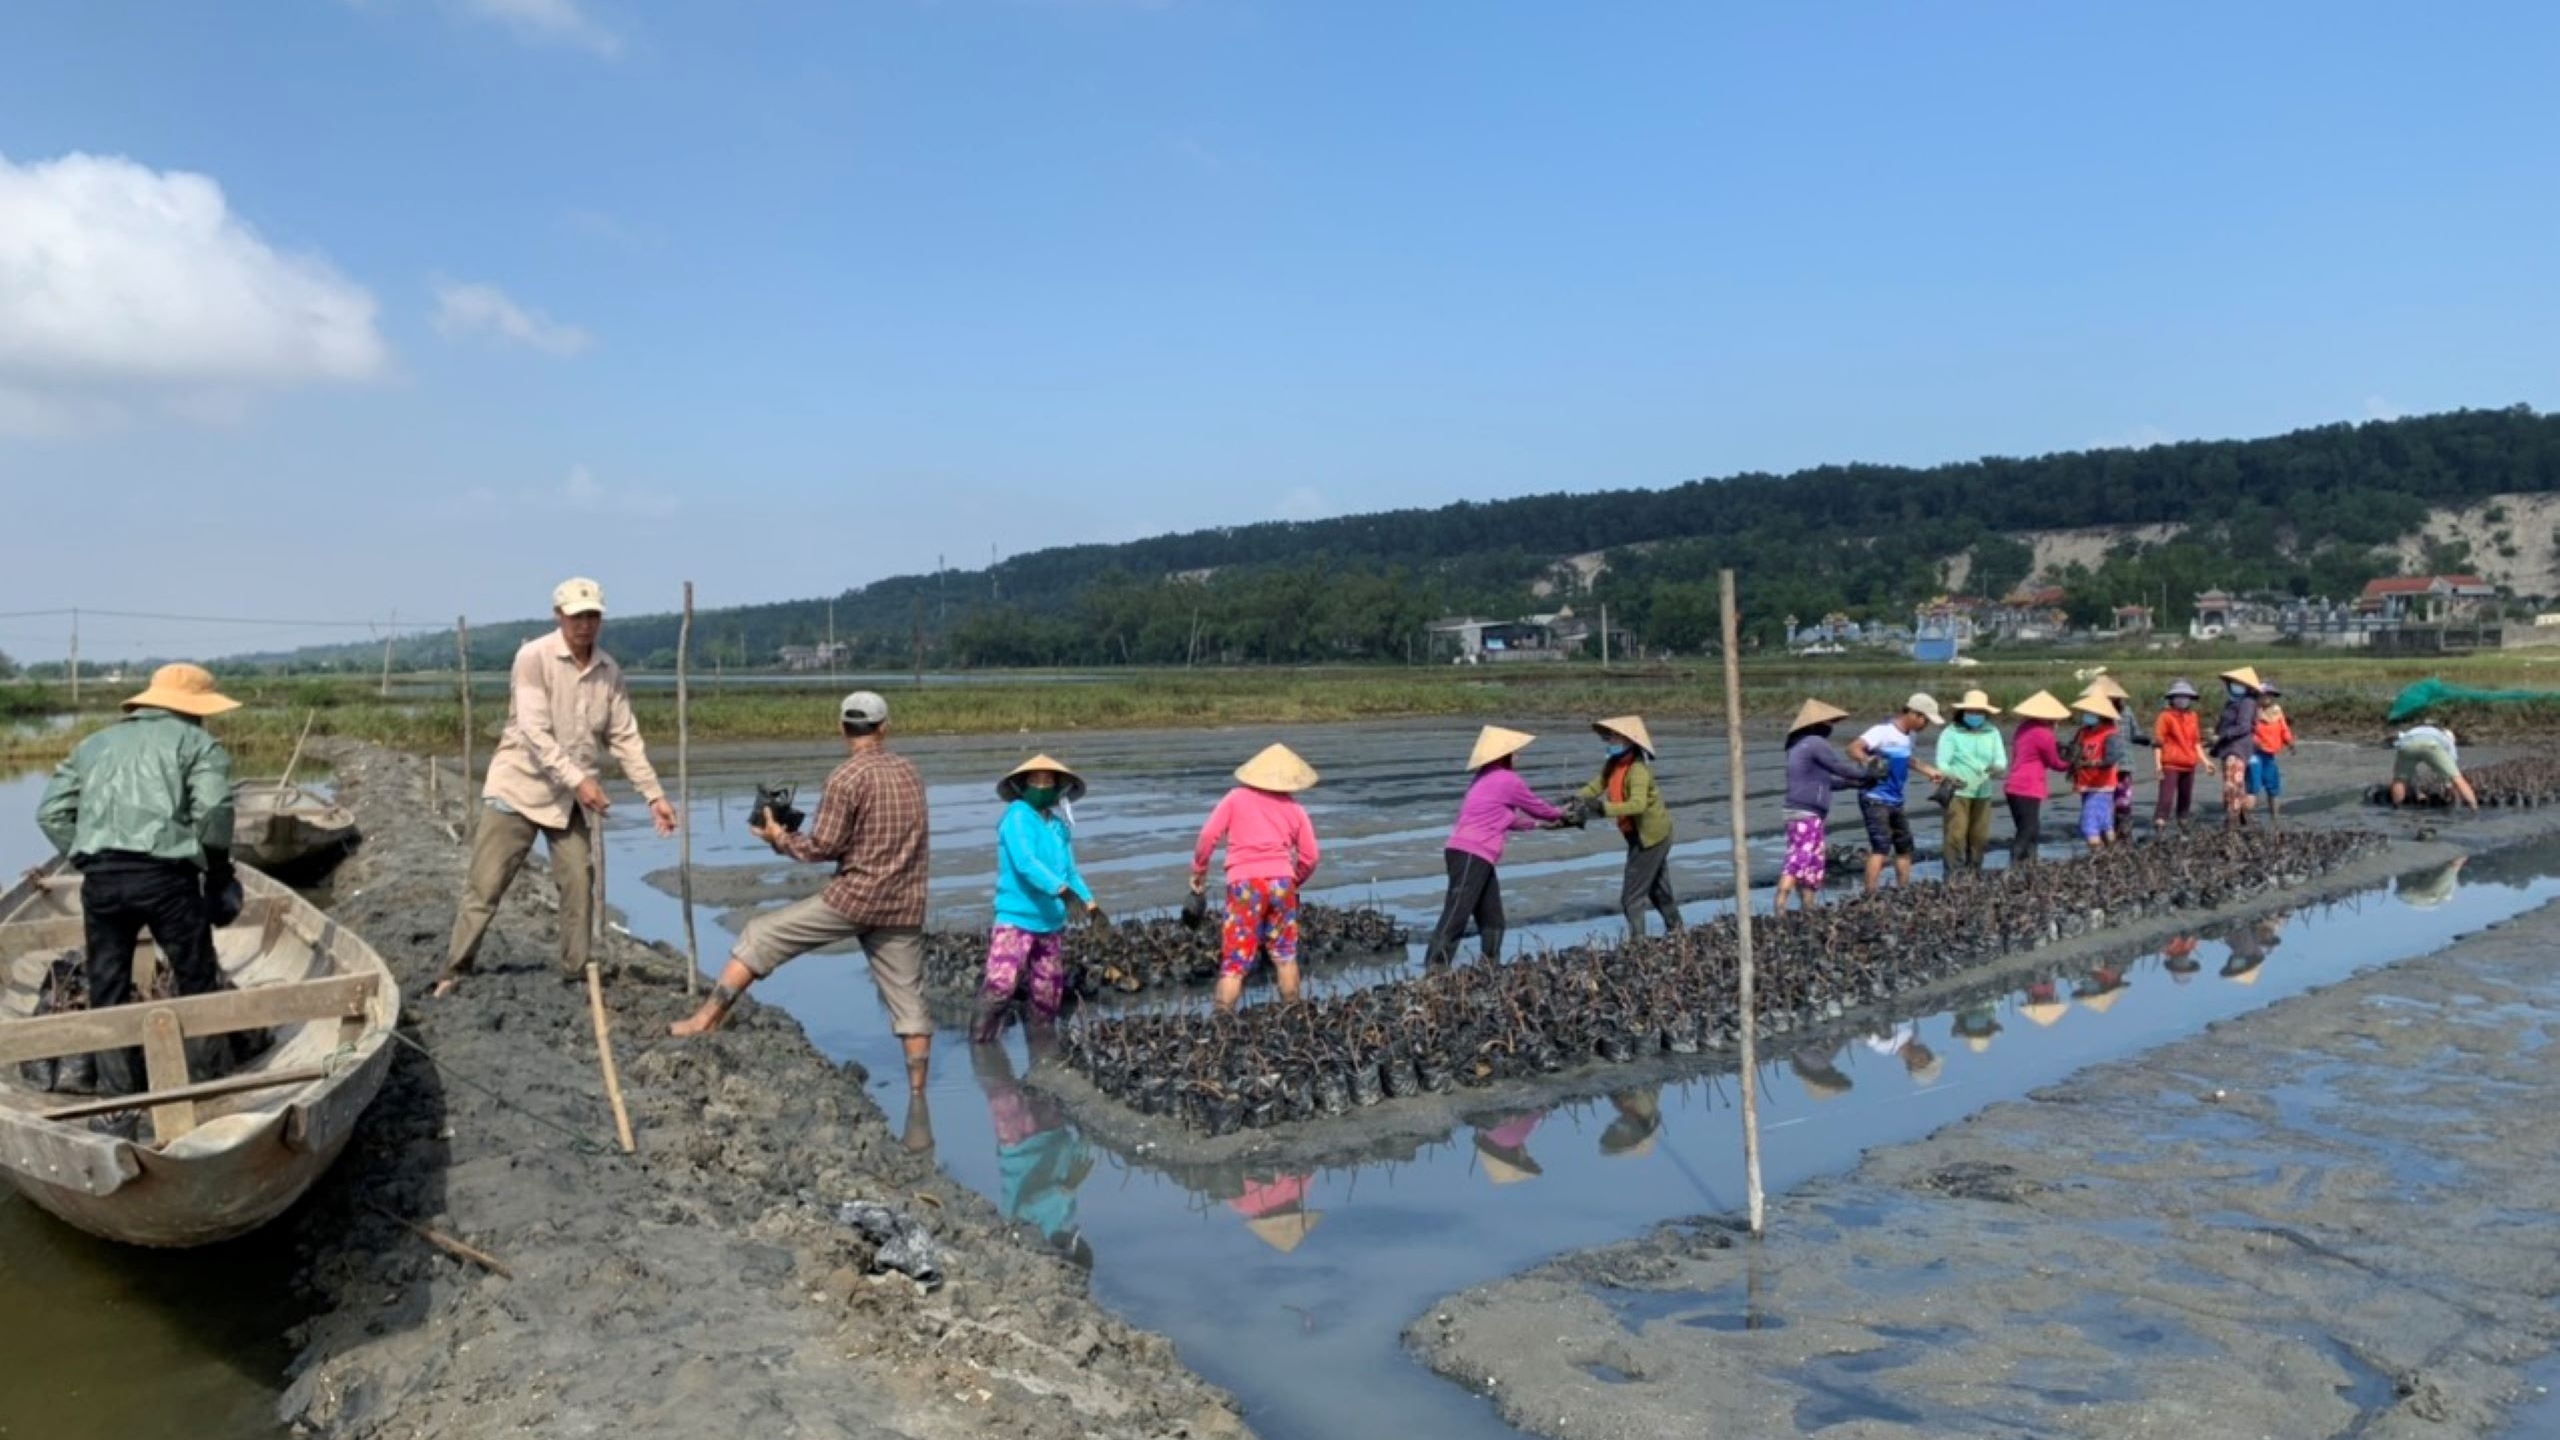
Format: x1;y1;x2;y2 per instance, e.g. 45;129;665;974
553;577;606;615
1905;693;1946;727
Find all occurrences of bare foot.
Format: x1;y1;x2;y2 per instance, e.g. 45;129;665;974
430;977;463;1000
668;1004;729;1038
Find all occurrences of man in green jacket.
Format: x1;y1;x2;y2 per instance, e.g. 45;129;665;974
1576;716;1682;938
35;663;243;1096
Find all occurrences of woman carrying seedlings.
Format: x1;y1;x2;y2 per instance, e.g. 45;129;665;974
1423;727;1564;968
1575;715;1681;937
2004;690;2072;866
2248;680;2295;822
2151;680;2205;836
1190;743;1323;1012
977;754;1096;1039
2069;691;2129;849
2211;666;2264;828
1934;689;2009;875
1778;698;1872;911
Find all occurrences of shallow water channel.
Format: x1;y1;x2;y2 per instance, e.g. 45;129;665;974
0;721;2550;1440
604;723;2560;1440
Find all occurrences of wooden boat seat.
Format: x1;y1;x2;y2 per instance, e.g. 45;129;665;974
0;974;380;1144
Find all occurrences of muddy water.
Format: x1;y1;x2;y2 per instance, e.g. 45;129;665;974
604;723;2559;1440
0;769;306;1440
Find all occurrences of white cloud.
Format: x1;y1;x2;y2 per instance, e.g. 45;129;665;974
2363;395;2403;422
1275;486;1331;521
559;463;675;518
432;280;594;356
0;151;388;437
457;0;622;58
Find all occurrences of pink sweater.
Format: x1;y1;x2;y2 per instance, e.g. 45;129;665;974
2005;721;2066;800
1192;787;1321;886
1448;766;1564;865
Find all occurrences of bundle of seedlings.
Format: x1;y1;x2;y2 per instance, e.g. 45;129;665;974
1058;827;2383;1134
918;902;1410;1021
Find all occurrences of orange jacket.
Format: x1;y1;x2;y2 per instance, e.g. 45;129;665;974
2153;709;2203;771
2253;705;2293;755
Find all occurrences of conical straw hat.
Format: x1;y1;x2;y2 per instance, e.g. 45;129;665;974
1478;1152;1542;1186
1466;726;1536;771
996;753;1087;803
1954;689;2002;715
1592;716;1656;757
2218;666;2264;693
1964;1034;1996;1054
2088;674;2132;702
2071;691;2118;720
1234;744;1319;793
2077;987;2128;1015
1788;698;1850;736
2223;965;2263;986
2021;999;2070;1027
2012;691;2072;722
1906;1052;1944;1085
1243;1210;1324;1253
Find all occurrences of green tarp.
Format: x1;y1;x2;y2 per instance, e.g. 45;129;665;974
2386;678;2560;724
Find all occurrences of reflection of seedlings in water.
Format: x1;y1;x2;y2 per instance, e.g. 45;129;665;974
1059;830;2383;1132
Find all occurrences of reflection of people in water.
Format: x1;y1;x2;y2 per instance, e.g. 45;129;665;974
1952;1001;2003;1055
2394;857;2466;911
1230;1173;1324;1253
901;1089;936;1158
1791;1044;1855;1100
2019;978;2069;1029
1473;1111;1548;1185
2217;914;2286;984
2074;964;2130;1015
1863;1022;1942;1086
2163;935;2203;985
970;1035;1095;1267
1600;1089;1662;1160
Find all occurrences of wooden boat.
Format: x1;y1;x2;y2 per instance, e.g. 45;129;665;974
230;781;361;882
0;863;400;1248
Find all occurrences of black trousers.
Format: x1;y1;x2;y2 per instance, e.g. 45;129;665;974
2006;795;2043;867
1423;849;1505;967
80;858;223;1096
1620;837;1682;936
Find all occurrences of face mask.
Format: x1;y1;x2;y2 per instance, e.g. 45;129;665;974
1021;785;1060;810
2169;697;2191;710
1606;743;1631;759
1960;714;1987;730
2078;715;2101;729
2227;683;2248;699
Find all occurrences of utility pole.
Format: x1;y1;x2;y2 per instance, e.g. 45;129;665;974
827;599;836;678
912;594;925;687
379;610;398;698
67;608;79;705
990;542;999;602
1601;603;1611;667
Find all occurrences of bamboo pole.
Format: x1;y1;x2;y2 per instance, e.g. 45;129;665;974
588;806;636;1153
1719;569;1765;1237
678;582;698;997
277;710;319;791
365;1201;515;1279
457;616;473;804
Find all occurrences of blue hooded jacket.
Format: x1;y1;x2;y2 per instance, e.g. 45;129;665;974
994;799;1092;932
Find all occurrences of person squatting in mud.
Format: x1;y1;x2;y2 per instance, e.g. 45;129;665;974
2388;717;2480;811
1776;698;1870;912
1572;715;1682;938
438;578;676;1000
34;663;248;1097
668;691;936;1091
975;754;1101;1039
2004;690;2072;866
1849;694;1947;892
1190;743;1323;1012
2212;666;2265;828
1423;727;1565;967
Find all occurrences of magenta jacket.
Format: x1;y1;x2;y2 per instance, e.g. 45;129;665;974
2005;720;2066;800
1447;767;1563;865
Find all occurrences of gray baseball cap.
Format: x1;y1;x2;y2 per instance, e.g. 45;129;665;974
841;691;889;726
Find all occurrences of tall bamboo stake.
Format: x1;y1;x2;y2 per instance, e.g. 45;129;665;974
588;813;636;1153
456;616;472;807
1719;569;1765;1236
277;710;319;791
677;582;698;996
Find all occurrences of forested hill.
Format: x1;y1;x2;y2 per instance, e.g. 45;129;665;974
252;405;2560;672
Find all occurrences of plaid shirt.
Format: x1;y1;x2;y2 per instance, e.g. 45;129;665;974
779;747;929;927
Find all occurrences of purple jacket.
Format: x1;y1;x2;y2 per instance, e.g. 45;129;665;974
1447;766;1563;865
1785;732;1870;816
2212;694;2260;761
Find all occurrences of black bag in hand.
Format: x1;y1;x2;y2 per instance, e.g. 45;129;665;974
1178;888;1209;931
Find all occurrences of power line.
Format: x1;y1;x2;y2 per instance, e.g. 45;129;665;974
0;606;433;630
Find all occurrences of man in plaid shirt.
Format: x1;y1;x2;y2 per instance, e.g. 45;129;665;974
669;691;936;1089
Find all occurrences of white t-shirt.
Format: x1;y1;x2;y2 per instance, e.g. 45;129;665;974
1857;722;1913;805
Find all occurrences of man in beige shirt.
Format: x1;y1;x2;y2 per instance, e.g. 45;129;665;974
437;577;676;997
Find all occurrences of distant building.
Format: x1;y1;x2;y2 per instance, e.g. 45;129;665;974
1430;611;1593;663
2112;605;2154;637
1910;598;1978;664
2357;574;2497;626
777;641;853;672
1989;585;2069;642
2189;590;2281;643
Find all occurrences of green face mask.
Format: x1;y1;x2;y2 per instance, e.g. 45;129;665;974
1021;784;1060;810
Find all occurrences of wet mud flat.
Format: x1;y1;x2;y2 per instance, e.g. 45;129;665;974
1410;816;2560;1440
279;744;1248;1440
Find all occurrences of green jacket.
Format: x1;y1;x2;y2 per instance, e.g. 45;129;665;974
37;710;235;868
1578;756;1673;849
1934;723;2009;801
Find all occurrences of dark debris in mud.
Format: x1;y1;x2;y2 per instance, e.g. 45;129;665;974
1059;829;2385;1134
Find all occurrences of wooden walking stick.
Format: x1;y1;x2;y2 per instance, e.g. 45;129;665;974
457;616;473;807
587;809;637;1154
678;582;699;997
277;710;319;792
1720;569;1766;1237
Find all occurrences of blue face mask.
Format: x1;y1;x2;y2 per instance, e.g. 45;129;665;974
1960;713;1987;730
1606;743;1631;759
2169;696;2192;709
2227;682;2248;699
2078;714;2101;729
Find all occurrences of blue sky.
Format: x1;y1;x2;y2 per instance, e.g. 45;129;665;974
2;0;2556;662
